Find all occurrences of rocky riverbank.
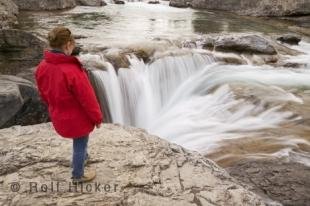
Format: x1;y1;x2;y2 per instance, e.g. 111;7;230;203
0;29;48;129
0;123;267;206
0;0;108;31
11;0;107;10
169;0;310;17
12;0;76;11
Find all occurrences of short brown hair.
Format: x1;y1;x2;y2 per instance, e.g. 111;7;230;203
47;27;75;49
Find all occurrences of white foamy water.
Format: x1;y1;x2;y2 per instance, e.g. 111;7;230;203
287;41;310;67
80;42;310;152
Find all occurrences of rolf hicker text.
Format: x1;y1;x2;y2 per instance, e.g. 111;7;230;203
10;181;118;193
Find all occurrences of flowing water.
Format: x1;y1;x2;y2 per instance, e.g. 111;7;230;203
82;42;310;167
16;2;310;167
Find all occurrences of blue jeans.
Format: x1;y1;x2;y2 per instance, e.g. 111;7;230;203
72;135;89;178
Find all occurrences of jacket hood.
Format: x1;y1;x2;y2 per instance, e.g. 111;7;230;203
44;50;82;67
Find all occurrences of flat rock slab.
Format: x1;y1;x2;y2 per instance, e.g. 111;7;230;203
0;123;265;205
214;35;277;55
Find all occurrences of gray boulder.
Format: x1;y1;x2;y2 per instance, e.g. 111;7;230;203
169;0;191;8
0;0;18;29
277;34;302;45
12;0;76;10
148;0;160;4
0;29;46;76
214;34;277;55
0;75;49;129
202;37;215;50
0;76;23;128
114;0;125;4
0;123;266;205
76;0;107;6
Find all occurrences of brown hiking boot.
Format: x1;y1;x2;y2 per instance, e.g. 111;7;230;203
72;170;96;184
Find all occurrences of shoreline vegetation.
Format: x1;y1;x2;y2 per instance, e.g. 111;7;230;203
1;0;310;205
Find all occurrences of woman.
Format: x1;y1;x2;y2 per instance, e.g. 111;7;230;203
35;27;103;183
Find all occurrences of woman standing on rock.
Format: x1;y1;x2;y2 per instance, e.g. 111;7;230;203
35;27;103;183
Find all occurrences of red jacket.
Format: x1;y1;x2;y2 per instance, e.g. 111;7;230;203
35;50;103;138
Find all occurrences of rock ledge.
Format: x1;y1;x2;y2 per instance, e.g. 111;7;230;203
0;123;265;205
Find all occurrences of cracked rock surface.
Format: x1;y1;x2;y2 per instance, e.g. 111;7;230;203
0;123;265;206
227;158;310;206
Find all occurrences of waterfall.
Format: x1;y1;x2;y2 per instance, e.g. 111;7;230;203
88;53;213;127
80;44;310;152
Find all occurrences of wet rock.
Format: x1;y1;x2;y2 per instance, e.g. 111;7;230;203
79;54;109;71
76;0;107;7
0;75;49;129
214;53;247;65
131;49;152;63
246;54;279;65
227;158;310;206
271;41;303;56
73;34;87;39
0;29;46;76
12;0;76;11
214;34;277;55
0;123;266;205
258;54;278;64
0;0;18;29
170;0;310;17
281;62;307;69
129;40;174;59
182;37;215;50
202;37;215;50
148;0;160;4
99;46;157;71
169;0;192;8
182;40;198;49
104;49;130;70
114;0;125;4
277;34;302;45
